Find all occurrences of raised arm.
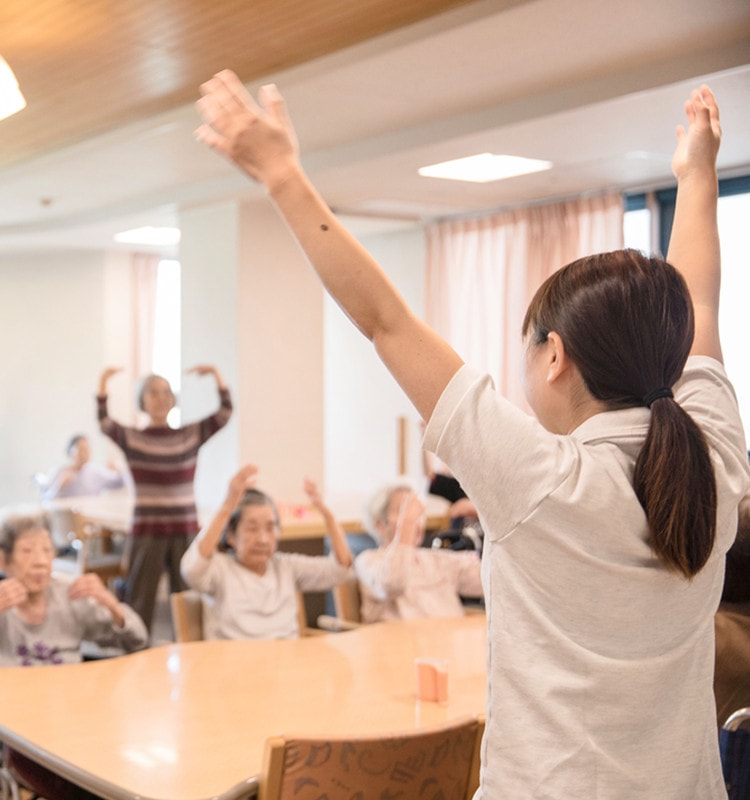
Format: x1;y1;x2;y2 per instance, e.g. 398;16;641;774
196;71;463;421
667;85;723;362
303;478;352;568
194;464;259;559
187;363;228;390
98;366;123;397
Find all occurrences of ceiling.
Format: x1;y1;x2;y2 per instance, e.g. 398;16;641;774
0;0;749;255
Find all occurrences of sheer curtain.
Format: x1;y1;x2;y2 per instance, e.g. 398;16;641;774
425;193;623;409
131;253;160;382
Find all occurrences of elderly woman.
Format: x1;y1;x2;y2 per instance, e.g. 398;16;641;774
0;511;147;666
355;483;483;623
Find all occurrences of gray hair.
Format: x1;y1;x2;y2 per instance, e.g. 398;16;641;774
362;481;418;545
0;510;50;560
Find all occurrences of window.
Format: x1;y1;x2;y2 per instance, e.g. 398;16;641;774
624;177;750;434
151;258;181;426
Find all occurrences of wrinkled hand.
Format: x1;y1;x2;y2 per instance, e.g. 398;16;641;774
0;578;28;613
393;492;426;547
226;464;259;505
196;71;300;191
303;477;324;511
99;366;123;394
672;85;721;182
68;573;110;605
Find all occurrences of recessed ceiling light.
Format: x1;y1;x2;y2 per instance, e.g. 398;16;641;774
418;152;552;183
114;226;181;246
0;56;26;122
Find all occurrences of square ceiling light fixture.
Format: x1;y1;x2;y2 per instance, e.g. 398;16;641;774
418;152;552;183
114;226;181;247
0;56;26;121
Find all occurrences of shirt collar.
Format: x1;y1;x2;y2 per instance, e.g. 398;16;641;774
570;406;650;446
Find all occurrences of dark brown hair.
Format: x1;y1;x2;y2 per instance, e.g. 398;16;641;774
522;249;717;577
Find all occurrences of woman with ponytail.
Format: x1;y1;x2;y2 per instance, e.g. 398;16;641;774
196;78;749;799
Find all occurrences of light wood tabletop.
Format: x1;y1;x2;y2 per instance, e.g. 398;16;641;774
0;615;487;800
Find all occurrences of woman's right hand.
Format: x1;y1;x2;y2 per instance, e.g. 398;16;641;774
226;464;259;506
0;577;28;613
196;73;300;193
99;366;123;395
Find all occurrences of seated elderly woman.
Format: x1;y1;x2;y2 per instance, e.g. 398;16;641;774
0;511;147;666
355;483;483;623
181;464;353;640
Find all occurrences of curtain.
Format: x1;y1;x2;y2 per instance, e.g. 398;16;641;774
425;193;623;409
131;253;160;381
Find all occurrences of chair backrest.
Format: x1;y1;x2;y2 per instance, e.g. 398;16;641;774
170;590;204;642
46;508;83;551
48;508;125;587
258;715;484;800
332;577;362;625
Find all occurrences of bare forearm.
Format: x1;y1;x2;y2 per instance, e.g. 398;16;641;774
668;173;722;360
197;499;235;559
319;506;352;568
269;169;462;418
269;168;406;341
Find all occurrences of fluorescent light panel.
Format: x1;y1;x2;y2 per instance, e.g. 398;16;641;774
419;152;552;183
114;226;181;246
0;56;26;121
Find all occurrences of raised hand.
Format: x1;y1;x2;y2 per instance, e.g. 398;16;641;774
226;464;260;506
392;491;426;547
186;364;226;388
0;577;28;613
68;573;110;605
69;573;125;626
672;85;721;182
303;477;324;512
99;366;123;395
196;72;300;192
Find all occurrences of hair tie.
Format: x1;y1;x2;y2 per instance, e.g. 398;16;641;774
643;387;674;408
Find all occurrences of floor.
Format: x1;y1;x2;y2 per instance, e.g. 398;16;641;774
150;574;176;646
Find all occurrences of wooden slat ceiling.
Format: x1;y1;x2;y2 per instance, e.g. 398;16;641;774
0;0;474;170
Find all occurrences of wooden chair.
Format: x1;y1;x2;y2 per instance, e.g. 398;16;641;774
1;747;100;800
170;590;317;642
317;577;363;632
170;589;205;643
258;715;484;800
47;507;126;588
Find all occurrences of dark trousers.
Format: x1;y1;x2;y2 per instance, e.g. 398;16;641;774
125;534;189;633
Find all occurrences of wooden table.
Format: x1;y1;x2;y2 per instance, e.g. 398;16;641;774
0;615;486;800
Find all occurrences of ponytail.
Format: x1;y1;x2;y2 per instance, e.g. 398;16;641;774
633;397;717;577
524;249;719;579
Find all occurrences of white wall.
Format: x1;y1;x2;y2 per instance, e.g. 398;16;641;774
0;214;426;517
179;201;241;509
323;226;426;516
0;251;127;505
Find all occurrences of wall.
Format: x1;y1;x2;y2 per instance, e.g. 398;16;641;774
179;201;241;509
323;226;426;516
0;212;425;518
0;250;135;506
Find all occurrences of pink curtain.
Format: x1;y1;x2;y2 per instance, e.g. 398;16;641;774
425;193;623;409
131;253;160;380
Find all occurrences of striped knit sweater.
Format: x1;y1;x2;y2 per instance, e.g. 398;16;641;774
97;387;233;537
